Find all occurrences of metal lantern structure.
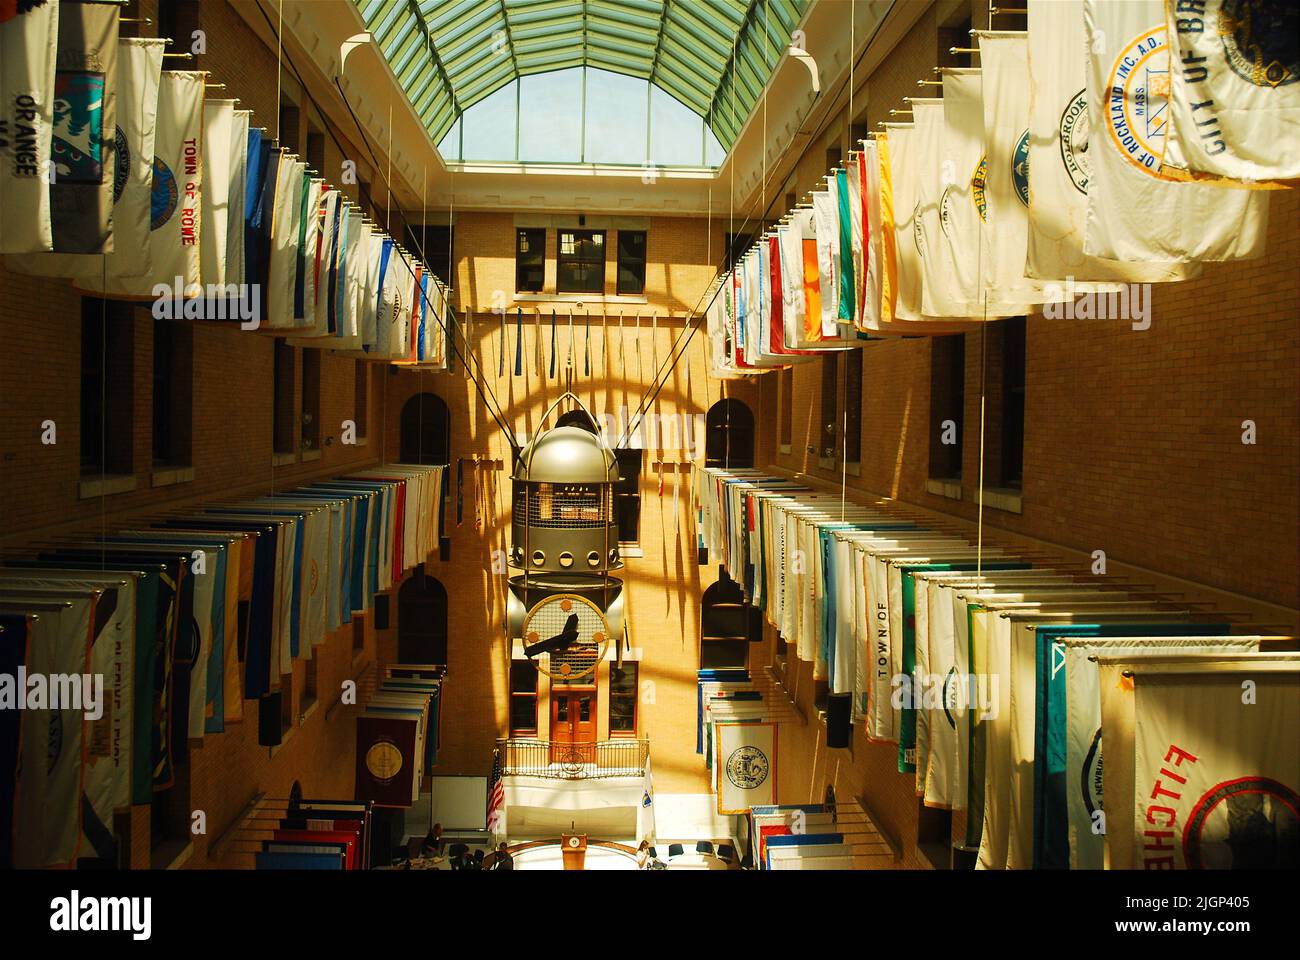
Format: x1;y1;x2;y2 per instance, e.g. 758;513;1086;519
507;394;625;663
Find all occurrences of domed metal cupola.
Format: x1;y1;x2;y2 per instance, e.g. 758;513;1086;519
510;393;622;574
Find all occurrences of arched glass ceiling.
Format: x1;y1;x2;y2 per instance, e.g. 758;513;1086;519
438;67;726;166
354;0;809;154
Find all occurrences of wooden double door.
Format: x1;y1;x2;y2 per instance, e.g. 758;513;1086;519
550;685;597;766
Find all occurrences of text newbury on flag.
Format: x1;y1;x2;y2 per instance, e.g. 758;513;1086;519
1025;0;1192;284
1082;0;1270;263
1163;0;1300;183
94;70;204;300
0;0;59;253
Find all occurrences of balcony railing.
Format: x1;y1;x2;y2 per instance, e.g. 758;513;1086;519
498;738;649;780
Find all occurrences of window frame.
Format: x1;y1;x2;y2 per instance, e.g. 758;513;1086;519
608;662;639;737
515;227;545;293
615;230;647;295
612;447;643;547
556;228;606;294
509;661;539;735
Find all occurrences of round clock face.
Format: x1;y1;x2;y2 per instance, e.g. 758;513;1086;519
521;594;610;681
365;740;403;783
568;836;581;848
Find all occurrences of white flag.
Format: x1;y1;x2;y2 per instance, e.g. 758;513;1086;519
914;100;968;318
812;183;839;336
1164;0;1300;183
846;149;866;330
1062;635;1259;870
858;140;888;331
938;71;989;317
226;109;250;287
715;721;777;814
200;99;235;288
978;31;1083;310
1083;0;1270;262
66;37;164;285
1026;0;1194;283
91;70;204;300
266;154;303;328
886;123;924;321
0;0;59;252
1132;663;1299;869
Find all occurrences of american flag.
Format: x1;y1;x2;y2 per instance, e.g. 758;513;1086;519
486;749;506;835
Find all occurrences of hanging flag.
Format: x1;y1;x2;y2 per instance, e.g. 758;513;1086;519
225;109;250;287
486;748;506;836
1130;663;1299;869
939;70;994;316
267;156;304;327
50;0;119;255
93;70;205;301
886;123;925;321
1025;2;1192;284
977;31;1083;310
1083;0;1270;263
498;308;505;377
778;215;805;345
836;167;856;324
65;37;165;284
456;458;464;526
0;0;59;252
1163;0;1300;184
812;184;839;336
244;133;273;304
199;99;235;288
856;142;880;330
548;309;556;378
914;99;967;318
513;307;522;375
875;132;899;324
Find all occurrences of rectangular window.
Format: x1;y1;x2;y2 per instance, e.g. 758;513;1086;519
557;229;605;294
609;663;638;736
844;348;862;464
306;126;325;174
819;353;838;461
779;367;793;451
516;227;545;293
152;319;192;468
616;230;646;295
279;97;301;154
509;662;538;735
301;349;321;454
701;638;749;671
1000;316;1026;489
80;298;134;476
354;360;368;440
273;340;296;455
723;232;753;271
929;334;965;480
613;448;643;545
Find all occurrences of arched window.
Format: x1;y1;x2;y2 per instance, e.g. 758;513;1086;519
700;571;761;669
705;398;754;469
398;572;449;665
399;393;451;465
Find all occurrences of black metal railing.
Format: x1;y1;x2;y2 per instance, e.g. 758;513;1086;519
498;738;649;780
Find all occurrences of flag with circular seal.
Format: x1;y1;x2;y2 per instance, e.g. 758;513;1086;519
1130;659;1299;869
1083;0;1271;262
1026;0;1196;284
1162;0;1300;184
